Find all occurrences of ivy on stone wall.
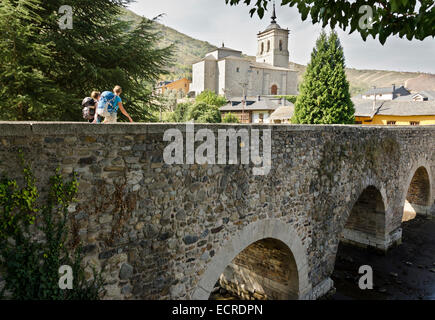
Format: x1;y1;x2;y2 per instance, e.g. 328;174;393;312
0;153;105;300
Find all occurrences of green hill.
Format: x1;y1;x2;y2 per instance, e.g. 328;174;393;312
123;8;435;95
121;8;216;80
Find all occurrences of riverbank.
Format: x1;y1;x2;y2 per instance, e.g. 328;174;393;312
331;215;435;300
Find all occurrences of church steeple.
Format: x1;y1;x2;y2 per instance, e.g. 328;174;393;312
271;1;277;24
256;1;290;68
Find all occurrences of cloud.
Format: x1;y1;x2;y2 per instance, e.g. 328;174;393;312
128;0;435;73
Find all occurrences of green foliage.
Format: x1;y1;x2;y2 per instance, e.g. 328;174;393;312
195;90;227;108
225;0;435;44
170;102;192;122
121;8;216;80
0;0;173;122
277;95;298;104
0;0;63;121
186;102;222;123
222;113;240;123
0;155;38;240
165;91;227;123
0;154;105;300
293;31;355;124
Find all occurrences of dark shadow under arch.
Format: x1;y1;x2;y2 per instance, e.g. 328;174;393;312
212;237;299;300
403;166;431;221
341;185;386;247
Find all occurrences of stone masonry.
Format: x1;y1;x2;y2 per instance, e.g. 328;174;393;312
0;122;434;300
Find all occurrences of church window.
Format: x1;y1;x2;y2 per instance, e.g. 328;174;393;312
261;43;264;54
271;84;278;95
279;40;283;51
267;40;270;52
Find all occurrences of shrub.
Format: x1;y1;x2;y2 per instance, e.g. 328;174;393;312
170;102;192;122
277;95;298;104
0;154;105;300
222;113;240;123
186;102;221;123
195;90;227;108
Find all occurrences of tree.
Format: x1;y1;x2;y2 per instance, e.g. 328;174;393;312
165;90;226;123
170;102;192;122
0;0;63;120
225;0;435;44
222;113;240;123
186;102;222;123
195;90;227;108
293;31;355;124
0;0;173;121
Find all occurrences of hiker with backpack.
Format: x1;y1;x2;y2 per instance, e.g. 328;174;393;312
81;91;100;123
96;86;133;123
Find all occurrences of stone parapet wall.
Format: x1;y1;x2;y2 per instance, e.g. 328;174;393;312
0;122;434;300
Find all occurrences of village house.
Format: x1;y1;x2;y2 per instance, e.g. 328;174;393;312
155;78;191;96
220;96;293;124
354;88;435;125
269;104;295;123
189;5;298;99
361;84;411;100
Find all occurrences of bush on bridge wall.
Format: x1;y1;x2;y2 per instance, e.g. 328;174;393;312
0;153;105;300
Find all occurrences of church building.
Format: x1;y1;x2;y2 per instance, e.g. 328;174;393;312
189;5;298;98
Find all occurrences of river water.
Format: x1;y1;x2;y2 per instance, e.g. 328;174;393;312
330;215;435;300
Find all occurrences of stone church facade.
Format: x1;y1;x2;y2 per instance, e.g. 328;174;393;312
190;7;298;98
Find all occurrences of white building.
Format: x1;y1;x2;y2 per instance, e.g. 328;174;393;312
189;5;298;98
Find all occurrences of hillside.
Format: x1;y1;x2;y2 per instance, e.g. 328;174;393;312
121;8;216;80
291;63;435;95
122;8;435;95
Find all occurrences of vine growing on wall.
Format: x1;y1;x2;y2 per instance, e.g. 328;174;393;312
0;153;105;300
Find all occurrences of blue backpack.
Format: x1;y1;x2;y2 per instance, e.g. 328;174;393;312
97;91;118;117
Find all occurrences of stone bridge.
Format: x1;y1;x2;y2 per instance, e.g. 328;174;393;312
0;122;434;300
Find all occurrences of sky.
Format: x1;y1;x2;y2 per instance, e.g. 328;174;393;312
127;0;435;74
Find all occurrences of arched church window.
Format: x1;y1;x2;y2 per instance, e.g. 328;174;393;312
279;40;283;51
267;40;270;52
271;84;278;95
261;42;264;54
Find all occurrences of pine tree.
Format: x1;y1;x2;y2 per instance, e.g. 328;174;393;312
0;0;62;120
293;31;355;124
0;0;173;121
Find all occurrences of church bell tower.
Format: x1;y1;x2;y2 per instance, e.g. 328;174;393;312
256;3;290;68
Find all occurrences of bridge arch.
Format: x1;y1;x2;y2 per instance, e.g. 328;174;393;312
337;177;389;250
340;177;388;230
401;159;433;220
191;219;311;300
